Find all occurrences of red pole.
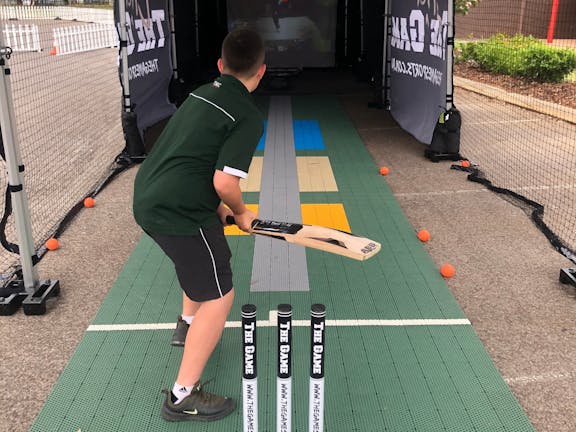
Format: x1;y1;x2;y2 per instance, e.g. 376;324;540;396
547;0;560;44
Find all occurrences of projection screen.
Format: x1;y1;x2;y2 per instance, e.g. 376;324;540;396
226;0;338;68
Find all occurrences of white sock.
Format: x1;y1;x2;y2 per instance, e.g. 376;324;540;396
181;315;194;325
172;382;193;404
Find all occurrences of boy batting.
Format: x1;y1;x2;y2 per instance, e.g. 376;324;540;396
133;28;266;422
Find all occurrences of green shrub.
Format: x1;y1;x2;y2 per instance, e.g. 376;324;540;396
455;41;477;64
521;46;576;82
456;34;576;83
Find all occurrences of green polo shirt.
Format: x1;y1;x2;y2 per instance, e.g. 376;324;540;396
133;74;264;235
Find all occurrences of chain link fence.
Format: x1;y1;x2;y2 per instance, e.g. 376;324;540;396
0;2;124;279
454;0;576;263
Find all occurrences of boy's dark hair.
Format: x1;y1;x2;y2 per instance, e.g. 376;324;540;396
221;29;265;78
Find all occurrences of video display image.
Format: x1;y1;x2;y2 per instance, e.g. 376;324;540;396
226;0;338;68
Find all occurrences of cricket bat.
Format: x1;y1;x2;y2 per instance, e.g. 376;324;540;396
226;216;381;261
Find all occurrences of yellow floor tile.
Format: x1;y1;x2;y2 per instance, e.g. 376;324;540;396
238;156;339;193
296;157;338;192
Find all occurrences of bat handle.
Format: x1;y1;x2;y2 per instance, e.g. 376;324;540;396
226;216;259;230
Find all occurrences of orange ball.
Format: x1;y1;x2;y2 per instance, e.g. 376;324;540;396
46;238;59;251
84;197;95;208
440;264;455;278
379;166;389;176
461;160;471;168
417;229;430;242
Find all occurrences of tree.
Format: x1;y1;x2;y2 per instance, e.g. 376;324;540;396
455;0;481;15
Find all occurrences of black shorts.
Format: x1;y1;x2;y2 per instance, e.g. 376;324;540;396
150;225;233;302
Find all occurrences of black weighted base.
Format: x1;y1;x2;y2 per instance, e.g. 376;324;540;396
424;149;462;163
559;268;576;288
0;279;60;315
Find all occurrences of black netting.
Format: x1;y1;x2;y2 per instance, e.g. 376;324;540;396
455;0;576;263
0;2;126;277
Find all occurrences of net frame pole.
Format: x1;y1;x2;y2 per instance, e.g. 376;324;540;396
117;0;131;113
194;0;200;57
168;0;178;80
446;0;454;111
359;0;364;58
343;0;348;59
382;0;391;109
0;44;38;292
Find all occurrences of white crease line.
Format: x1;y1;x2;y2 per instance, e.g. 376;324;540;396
394;183;576;199
394;189;488;198
87;323;176;331
505;372;576;385
86;318;471;332
515;184;576;192
466;119;541;126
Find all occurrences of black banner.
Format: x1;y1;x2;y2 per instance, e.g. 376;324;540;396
388;0;449;144
114;0;176;135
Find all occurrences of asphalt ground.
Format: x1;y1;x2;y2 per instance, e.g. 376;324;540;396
1;72;575;432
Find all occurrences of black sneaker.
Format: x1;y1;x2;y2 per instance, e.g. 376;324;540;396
171;316;189;347
160;382;236;422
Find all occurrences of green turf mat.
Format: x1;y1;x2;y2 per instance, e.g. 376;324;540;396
29;96;534;432
30;325;533;432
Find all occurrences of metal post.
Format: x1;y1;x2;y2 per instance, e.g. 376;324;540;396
0;36;59;316
194;0;200;57
168;0;178;79
118;0;131;113
382;0;391;109
343;0;348;58
547;0;560;44
446;0;454;111
359;0;364;58
0;47;38;291
518;0;527;34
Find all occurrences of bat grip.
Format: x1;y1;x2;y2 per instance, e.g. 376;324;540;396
225;216;259;231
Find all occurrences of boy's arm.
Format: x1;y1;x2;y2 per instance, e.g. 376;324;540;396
213;170;256;232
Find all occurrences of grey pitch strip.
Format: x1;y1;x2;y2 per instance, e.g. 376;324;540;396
251;96;309;292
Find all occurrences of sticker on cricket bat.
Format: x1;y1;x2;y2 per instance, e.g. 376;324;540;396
225;216;381;261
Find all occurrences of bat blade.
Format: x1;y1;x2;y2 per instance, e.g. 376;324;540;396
226;216;381;261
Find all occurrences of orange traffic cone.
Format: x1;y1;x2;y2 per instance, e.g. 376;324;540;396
49;45;58;55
